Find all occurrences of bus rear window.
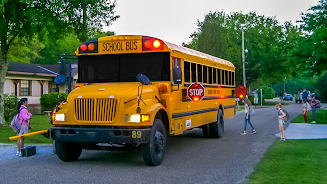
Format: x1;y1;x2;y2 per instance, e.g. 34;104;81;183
78;52;170;83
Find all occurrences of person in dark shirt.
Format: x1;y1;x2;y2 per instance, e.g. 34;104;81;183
302;89;308;101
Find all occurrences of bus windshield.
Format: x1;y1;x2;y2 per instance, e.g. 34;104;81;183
78;52;170;83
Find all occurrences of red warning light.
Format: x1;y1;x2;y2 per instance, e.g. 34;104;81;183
193;97;199;102
80;44;87;52
240;94;244;99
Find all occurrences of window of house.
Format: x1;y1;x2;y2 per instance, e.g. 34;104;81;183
197;64;202;83
208;67;212;84
203;65;207;83
184;61;190;83
218;69;221;85
191;63;196;82
20;80;30;96
51;83;58;93
213;68;217;84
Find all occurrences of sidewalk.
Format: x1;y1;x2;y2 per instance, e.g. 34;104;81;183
276;123;327;139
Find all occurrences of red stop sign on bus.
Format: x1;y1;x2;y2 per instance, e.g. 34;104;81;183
187;83;205;102
235;86;247;99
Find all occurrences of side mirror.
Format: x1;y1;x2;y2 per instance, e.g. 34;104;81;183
173;67;182;84
136;73;150;85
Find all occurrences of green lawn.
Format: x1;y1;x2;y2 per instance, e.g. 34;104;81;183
0;115;53;144
245;109;327;183
291;108;327;124
245;139;327;184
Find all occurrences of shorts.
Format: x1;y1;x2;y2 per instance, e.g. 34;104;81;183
19;124;29;135
278;118;285;125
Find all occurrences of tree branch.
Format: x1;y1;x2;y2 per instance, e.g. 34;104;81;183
7;31;20;50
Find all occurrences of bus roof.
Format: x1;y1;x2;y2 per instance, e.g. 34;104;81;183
163;41;234;68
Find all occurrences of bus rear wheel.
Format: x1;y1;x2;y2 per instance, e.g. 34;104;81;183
202;124;211;138
55;140;82;162
210;109;224;138
142;119;166;166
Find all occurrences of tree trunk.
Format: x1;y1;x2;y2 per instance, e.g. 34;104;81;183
81;0;88;42
0;37;9;124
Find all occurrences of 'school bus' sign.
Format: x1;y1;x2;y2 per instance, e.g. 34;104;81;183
187;83;205;102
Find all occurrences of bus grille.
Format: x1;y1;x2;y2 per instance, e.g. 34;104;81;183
74;98;118;122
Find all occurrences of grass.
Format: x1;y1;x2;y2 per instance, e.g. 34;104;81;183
246;139;327;184
0;115;53;144
246;109;327;183
291;108;327;124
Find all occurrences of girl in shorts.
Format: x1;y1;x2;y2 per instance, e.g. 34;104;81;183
275;103;286;141
16;98;32;156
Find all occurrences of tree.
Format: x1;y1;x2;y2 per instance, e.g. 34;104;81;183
185;11;295;87
8;36;45;63
289;0;327;75
0;0;70;124
64;0;119;42
0;1;119;124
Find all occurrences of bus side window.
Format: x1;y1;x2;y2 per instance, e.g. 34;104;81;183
218;69;221;85
232;71;235;86
184;61;190;83
203;65;207;84
222;69;225;85
229;71;232;85
225;70;229;85
209;67;213;84
191;63;196;83
213;68;217;84
197;64;202;83
172;57;181;84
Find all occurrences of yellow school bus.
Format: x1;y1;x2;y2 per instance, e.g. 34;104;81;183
51;35;236;166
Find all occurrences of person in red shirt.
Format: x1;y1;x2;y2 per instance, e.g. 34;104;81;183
16;98;32;156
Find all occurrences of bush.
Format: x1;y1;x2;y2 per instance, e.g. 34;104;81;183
258;86;276;100
40;92;68;111
4;93;18;124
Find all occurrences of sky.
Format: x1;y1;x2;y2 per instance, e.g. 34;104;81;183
104;0;319;45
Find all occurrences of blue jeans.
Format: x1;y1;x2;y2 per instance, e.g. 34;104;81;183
244;113;254;131
312;106;316;121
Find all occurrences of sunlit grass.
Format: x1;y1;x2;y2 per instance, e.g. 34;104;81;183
0;115;53;144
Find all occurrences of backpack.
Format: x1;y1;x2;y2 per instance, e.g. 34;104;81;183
11;108;23;134
315;99;321;108
249;105;255;116
281;109;290;122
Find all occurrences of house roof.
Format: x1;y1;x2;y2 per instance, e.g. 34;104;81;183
8;61;77;77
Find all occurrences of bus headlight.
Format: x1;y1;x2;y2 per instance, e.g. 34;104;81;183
126;114;150;123
55;113;66;121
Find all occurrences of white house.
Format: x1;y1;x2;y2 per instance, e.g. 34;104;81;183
4;61;76;114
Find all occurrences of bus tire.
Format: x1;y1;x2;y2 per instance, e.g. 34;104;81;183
142;119;166;166
202;124;211;138
55;140;82;162
210;109;224;138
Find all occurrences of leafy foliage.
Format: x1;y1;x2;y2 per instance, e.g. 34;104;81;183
63;0;119;42
288;0;327;75
184;11;297;87
258;86;276;99
40;93;68;111
3;93;18;124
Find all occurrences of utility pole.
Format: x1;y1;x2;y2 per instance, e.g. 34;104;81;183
242;29;246;88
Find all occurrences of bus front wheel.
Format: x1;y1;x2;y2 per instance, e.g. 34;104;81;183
210;109;224;138
142;119;166;166
55;140;82;162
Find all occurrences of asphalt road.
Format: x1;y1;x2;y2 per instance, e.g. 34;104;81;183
0;101;303;184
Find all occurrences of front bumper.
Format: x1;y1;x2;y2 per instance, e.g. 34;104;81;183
50;127;151;144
